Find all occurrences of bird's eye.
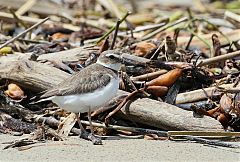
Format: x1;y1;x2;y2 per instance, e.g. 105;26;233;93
108;54;115;59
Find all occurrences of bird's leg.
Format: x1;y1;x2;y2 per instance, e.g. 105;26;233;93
75;112;86;135
88;108;102;145
88;109;94;134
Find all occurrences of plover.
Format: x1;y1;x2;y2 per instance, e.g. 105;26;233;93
40;50;122;144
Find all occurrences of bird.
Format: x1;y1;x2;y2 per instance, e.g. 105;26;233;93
39;50;123;144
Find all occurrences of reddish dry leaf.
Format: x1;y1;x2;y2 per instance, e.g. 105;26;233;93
146;86;168;97
135;41;156;57
4;83;25;100
207;107;221;117
220;94;233;114
217;113;229;128
50;33;69;41
146;68;183;87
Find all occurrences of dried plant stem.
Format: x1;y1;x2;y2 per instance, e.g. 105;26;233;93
131;70;168;81
141;17;188;41
110;19;121;49
197;50;240;67
183;136;239;148
81;120;168;137
0;17;49;49
96;12;130;44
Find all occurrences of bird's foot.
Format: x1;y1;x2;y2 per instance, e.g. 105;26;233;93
79;131;102;145
88;133;102;145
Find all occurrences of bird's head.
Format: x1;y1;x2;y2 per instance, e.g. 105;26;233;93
96;50;123;71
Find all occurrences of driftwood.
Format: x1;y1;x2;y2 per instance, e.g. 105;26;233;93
175;83;236;104
0;54;224;131
0;59;69;91
120;97;223;131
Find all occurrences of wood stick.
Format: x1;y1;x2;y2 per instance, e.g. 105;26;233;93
0;17;49;49
175;83;235;104
141;17;188;41
131;70;168;81
197;50;240;66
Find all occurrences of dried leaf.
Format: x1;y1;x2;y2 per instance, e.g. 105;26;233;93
4;83;25;100
135;41;156;57
217;113;229;128
146;86;168;97
146;68;183;87
50;32;69;41
220;94;233;114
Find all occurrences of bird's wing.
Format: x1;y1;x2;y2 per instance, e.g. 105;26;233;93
40;64;114;98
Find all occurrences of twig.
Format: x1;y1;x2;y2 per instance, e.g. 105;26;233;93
110;19;121;49
141;17;188;41
96;12;130;44
182;135;240;148
131;70;168;81
185;34;194;50
0;17;49;49
81;120;168;137
118;22;166;36
168;131;240;138
175;83;236;104
9;9;28;29
187;28;212;56
197;50;240;67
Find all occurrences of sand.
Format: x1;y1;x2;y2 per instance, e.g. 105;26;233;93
0;134;239;162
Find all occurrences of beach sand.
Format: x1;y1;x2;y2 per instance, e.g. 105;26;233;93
0;134;239;162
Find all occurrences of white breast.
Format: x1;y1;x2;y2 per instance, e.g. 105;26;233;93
51;78;119;113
